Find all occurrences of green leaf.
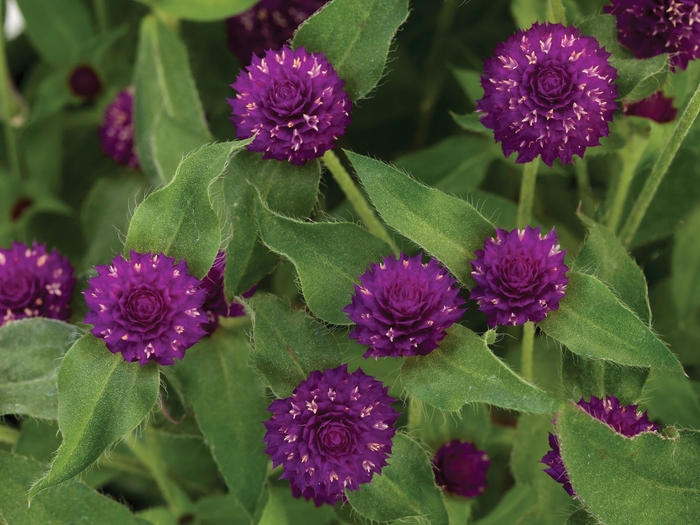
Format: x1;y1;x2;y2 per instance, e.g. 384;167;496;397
28;334;159;500
193;494;255;525
401;325;555;413
124;141;249;279
292;0;409;101
248;294;343;398
642;368;700;428
0;319;79;420
346;433;449;525
563;507;603;525
256;201;392;325
557;404;700;525
173;329;267;515
450;66;484;105
13;420;62;463
133;15;211;185
672;204;700;323
450;112;491;136
141;0;257;21
347;152;495;287
539;272;682;371
408;398;491;452
472;484;538;525
258;487;288;525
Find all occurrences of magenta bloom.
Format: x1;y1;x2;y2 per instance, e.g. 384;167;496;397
228;45;351;165
84;251;206;365
624;91;678;123
99;88;138;169
471;226;568;327
263;364;399;506
477;23;618;167
344;254;465;359
69;65;102;100
226;0;327;64
605;0;700;71
542;395;659;496
433;440;490;498
0;241;75;326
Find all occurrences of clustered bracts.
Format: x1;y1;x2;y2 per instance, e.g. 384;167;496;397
99;88;139;169
605;0;700;71
477;23;618;167
228;45;351;165
623;91;678;123
433;440;491;498
226;0;327;64
0;241;75;326
263;364;399;506
84;251;207;365
471;226;568;327
542;395;659;496
344;253;465;358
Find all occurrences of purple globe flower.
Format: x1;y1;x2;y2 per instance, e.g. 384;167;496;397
99;88;139;169
263;364;399;506
623;91;678;123
605;0;700;71
477;23;618;167
344;253;465;359
433;440;490;498
226;0;328;64
228;45;351;165
470;226;568;327
84;251;207;366
0;241;76;326
69;65;102;100
542;395;659;496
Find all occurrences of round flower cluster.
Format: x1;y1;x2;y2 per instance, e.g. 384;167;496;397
344;253;465;358
605;0;700;71
0;241;75;326
228;45;351;165
69;65;102;100
477;23;618;167
623;91;678;123
263;364;399;506
542;395;659;496
433;440;490;498
471;226;568;327
99;88;139;169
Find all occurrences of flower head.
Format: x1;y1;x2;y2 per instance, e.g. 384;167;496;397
263;364;399;506
344;254;465;358
605;0;700;71
542;395;659;496
0;241;75;326
84;251;206;365
99;88;139;169
477;23;618;167
470;226;568;327
433;440;490;498
69;65;102;100
623;91;678;123
228;45;351;165
226;0;327;64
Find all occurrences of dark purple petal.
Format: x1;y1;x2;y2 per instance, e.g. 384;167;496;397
99;88;139;169
623;91;678;123
432;440;490;498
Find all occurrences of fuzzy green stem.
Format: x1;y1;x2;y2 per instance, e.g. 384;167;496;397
516;158;540;229
322;150;399;255
547;0;566;25
92;0;109;32
606;133;647;233
521;322;535;382
619;81;700;248
0;425;19;446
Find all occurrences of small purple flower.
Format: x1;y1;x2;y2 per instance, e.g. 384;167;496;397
69;65;102;100
263;364;399;506
226;0;328;64
471;226;568;327
344;254;465;359
99;88;139;169
605;0;700;72
433;440;490;498
0;241;75;326
623;91;678;123
542;395;659;496
228;45;351;165
84;251;206;366
477;23;618;167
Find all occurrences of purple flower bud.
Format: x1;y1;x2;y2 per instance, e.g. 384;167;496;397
605;0;700;72
470;226;568;327
69;65;102;100
99;89;139;169
263;364;399;506
477;23;618;167
0;241;76;326
228;45;351;165
226;0;328;64
623;91;678;123
433;440;490;498
344;254;465;359
542;395;659;496
84;251;207;366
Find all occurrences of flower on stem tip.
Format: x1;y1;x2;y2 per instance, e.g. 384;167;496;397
99;88;139;169
477;23;618;167
433;440;490;498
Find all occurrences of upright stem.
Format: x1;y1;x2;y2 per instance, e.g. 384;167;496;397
92;0;109;32
0;21;22;181
521;322;535;382
606;133;646;233
516;157;540;229
619;81;700;248
547;0;566;25
0;424;19;445
322;150;399;255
